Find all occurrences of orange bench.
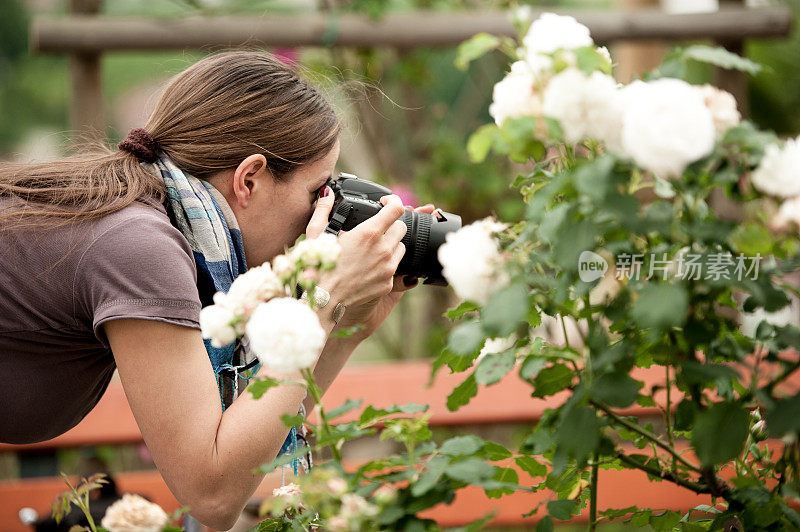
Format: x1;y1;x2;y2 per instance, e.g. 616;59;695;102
1;358;796;531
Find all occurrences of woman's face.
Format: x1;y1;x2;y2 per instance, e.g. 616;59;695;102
212;138;340;268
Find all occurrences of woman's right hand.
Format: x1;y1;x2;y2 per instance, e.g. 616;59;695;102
304;187;407;314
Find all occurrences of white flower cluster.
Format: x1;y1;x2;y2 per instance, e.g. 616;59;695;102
101;494;168;532
438;218;509;305
750;136;800;230
272;482;303;510
290;233;341;270
198;234;340;372
246;297;326;373
489;12;743;179
199;262;286;348
620;78;717;178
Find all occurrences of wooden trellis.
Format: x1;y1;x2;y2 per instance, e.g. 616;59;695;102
33;3;793;141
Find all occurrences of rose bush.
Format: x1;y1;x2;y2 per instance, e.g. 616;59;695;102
246;11;800;531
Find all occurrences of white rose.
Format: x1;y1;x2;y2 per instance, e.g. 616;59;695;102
245;297;326;373
340;493;378;520
101;494;168;532
437;218;509;305
290;233;341;268
489;61;543;126
698;84;741;137
272;254;295;280
327;515;349;531
751;137;800;198
621;78;716;178
199;304;237;348
224;263;285;319
596;46;612;65
771;195;800;231
523;12;593;56
326;477;348;496
543;68;620;146
476;334;518;363
273;483;302;498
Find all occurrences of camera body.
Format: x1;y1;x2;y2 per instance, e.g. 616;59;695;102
325;173;462;286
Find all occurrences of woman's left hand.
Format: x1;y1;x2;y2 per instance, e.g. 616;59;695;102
336;203;437;340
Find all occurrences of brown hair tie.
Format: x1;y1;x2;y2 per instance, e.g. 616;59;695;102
118;128;158;163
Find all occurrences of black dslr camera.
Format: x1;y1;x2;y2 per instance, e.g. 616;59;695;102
324;173;462;286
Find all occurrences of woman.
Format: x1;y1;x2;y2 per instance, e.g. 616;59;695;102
0;51;432;529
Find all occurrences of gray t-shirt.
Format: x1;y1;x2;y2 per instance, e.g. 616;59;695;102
0;195;202;444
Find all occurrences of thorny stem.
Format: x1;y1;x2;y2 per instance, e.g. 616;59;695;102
301;368;343;463
589;452;599;531
665;363;677;471
614;452;722;496
591;399;701;473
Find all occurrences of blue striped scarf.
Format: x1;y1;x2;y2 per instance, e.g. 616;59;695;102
142;155;309;476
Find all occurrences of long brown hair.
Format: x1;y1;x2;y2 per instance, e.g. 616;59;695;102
0;51;341;229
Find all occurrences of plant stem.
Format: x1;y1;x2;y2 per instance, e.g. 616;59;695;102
591;399;701;473
665;363;676;471
301;368;342;463
589;452;598;531
614;452;717;495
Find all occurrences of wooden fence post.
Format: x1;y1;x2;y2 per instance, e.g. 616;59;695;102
69;0;105;146
715;0;749;117
612;0;668;83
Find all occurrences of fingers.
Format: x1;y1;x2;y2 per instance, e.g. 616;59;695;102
364;194;405;235
305;186;335;239
414;203;436;214
385;219;407;244
392;274;419;292
389;240;406;269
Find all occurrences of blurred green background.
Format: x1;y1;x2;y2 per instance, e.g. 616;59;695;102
1;0;798;365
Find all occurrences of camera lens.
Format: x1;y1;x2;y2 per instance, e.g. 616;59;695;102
396;209;461;286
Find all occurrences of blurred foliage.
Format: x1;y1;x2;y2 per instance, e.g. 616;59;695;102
747;0;800;136
1;0;799;363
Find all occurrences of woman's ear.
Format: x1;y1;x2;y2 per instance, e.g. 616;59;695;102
232;154;270;208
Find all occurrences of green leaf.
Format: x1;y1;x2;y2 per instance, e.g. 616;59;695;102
475;351;516;386
280;413;305;428
515;456;547;477
440;435;485;457
730;224;773;256
649;510;683;531
448;321;485;355
247;377;280;399
681;45;762;75
358;402;428;426
536;515;554;532
547;499;577;520
447;374;478;411
573;155;615;202
484;467;519;498
455;33;501;71
329;324;365;338
481;283;529;337
445;301;480;321
531;363;574;398
327;398;362;420
467;124;499;163
520;355;547;381
766;393;800;435
482;441;513;461
411;455;449;496
556;405;602;464
631;283;689;331
445;458;495;483
691;401;749;466
590;373;641;408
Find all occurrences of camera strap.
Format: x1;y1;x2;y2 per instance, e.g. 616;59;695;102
325;202;353;235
